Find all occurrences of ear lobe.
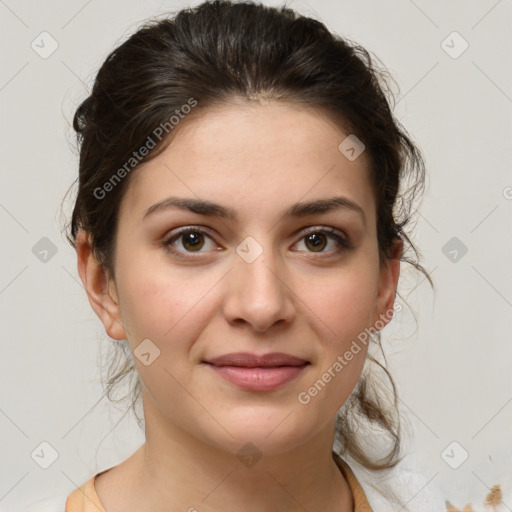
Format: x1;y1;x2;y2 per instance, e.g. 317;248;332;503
76;230;127;340
373;237;403;329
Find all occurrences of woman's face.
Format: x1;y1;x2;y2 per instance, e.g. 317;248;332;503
83;101;400;457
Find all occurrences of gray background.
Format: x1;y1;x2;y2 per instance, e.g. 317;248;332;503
1;0;511;510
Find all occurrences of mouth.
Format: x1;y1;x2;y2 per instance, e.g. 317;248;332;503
203;352;310;391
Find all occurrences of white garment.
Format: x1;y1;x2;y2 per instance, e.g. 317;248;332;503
347;453;446;511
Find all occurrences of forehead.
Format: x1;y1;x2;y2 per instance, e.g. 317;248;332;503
120;101;375;226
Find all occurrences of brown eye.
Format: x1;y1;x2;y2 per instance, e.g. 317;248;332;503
164;228;218;255
304;232;327;252
293;228;351;255
181;231;205;251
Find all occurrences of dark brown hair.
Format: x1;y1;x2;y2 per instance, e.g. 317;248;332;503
64;0;432;472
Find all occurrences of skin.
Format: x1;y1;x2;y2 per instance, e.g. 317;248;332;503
76;100;402;512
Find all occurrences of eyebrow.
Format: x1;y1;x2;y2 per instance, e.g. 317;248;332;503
143;195;366;226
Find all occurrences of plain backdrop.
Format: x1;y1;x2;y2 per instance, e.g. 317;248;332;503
1;0;511;510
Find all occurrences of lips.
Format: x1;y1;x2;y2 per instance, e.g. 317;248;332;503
204;352;309;367
203;352;310;391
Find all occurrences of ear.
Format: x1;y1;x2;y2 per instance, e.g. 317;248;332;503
76;230;127;340
372;237;403;329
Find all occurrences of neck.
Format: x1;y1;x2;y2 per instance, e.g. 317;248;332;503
97;401;354;512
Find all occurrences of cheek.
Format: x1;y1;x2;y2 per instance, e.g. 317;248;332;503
294;261;377;405
114;255;226;395
114;262;218;410
297;261;379;342
116;249;220;337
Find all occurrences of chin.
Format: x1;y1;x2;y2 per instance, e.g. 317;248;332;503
201;411;316;459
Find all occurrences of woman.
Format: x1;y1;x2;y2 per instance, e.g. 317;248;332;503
64;1;433;510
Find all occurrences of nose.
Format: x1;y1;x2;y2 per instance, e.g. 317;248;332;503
221;243;295;333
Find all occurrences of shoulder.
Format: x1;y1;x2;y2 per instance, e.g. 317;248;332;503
18;474;102;512
65;474;105;512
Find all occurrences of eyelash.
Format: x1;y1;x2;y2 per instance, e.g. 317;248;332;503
162;226;352;258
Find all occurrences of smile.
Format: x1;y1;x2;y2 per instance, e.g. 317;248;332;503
203;352;310;391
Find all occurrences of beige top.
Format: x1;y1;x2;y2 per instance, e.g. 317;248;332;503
66;453;373;511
